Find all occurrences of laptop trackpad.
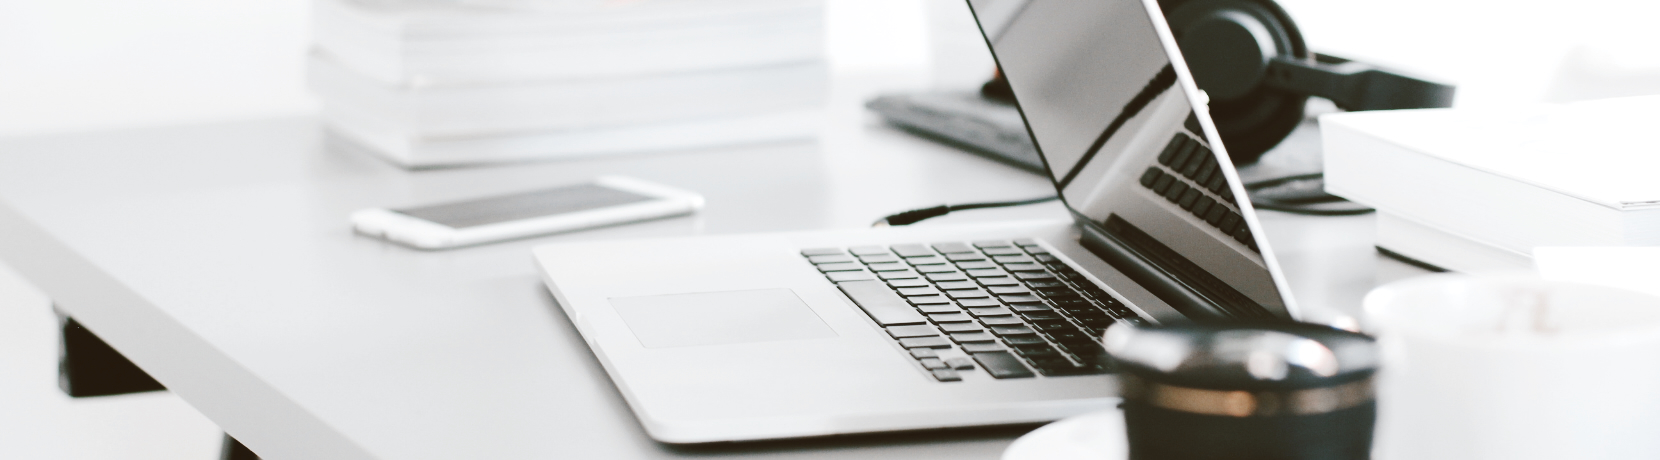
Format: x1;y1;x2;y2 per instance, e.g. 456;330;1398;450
610;289;838;348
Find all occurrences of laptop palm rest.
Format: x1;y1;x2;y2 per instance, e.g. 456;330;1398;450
610;289;838;349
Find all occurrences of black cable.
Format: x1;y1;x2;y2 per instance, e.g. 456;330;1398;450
1244;172;1375;216
874;172;1366;227
873;196;1059;227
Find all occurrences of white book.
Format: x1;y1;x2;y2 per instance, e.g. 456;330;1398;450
307;52;828;136
314;0;824;85
1375;211;1533;273
1322;96;1660;263
325;107;822;169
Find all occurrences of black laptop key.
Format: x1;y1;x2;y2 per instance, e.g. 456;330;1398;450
979;316;1024;326
838;281;928;326
1003;335;1048;345
1178;188;1201;210
1139;168;1163;189
887;325;940;338
954;260;997;270
907;295;950;306
919;357;949;369
967;307;1013;317
962;342;1006;353
826;271;875;282
1205;205;1228;226
1026;280;1064;289
1219;212;1242;234
917;304;962;314
887;278;930;288
1167;139;1195;169
906;255;949;266
898;337;953;348
946;289;990;299
916;264;959;274
1163;181;1189;201
932;242;976;254
981;246;1024;256
1016;272;1057;281
976;276;1021;286
1031;320;1074;332
1191;195;1215;217
993;255;1035;264
1207;174;1227;194
801;248;844;256
957;298;1000;307
989;286;1032;295
879;270;921;280
940;322;983;333
1053;299;1095;313
931;368;963;382
897;287;943;297
945;357;976;370
935;280;979;290
950;332;998;343
1032;254;1059;263
866;262;911;272
1152;174;1175;194
1157;136;1186;165
1001;294;1043;304
991;325;1037;336
1045;329;1088;342
1013;344;1062;358
1010;304;1053;313
1023;311;1064;321
1195;157;1219;184
927;272;969;282
972;351;1036;379
1180;150;1207;178
808;254;855;264
930;313;973;323
1234;226;1253;244
966;268;1009;278
1002;262;1045;272
910;348;939;359
891;244;935;258
857;253;900;264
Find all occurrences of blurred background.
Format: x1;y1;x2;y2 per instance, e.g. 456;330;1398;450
2;0;1659;457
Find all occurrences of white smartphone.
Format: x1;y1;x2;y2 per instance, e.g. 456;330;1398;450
351;176;703;249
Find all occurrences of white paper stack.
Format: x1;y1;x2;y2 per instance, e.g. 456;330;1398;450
309;0;828;168
1321;96;1660;273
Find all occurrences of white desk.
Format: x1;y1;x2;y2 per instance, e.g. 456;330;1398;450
0;79;1426;459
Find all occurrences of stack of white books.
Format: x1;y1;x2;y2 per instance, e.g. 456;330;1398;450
309;0;827;168
1321;96;1660;273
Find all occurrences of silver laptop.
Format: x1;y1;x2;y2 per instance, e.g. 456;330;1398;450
533;0;1300;443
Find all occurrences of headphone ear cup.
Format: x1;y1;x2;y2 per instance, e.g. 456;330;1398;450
1161;0;1308;166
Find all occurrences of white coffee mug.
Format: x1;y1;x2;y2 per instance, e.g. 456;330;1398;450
1364;273;1660;460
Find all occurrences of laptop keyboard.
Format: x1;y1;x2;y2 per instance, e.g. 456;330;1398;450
1137;132;1259;253
802;239;1149;382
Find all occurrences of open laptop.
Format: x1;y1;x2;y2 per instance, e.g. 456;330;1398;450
533;0;1300;443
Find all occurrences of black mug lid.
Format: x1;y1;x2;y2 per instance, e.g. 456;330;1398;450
1104;322;1378;391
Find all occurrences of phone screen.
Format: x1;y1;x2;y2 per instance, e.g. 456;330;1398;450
394;184;655;229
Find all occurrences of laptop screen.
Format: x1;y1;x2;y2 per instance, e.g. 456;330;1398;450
969;0;1293;322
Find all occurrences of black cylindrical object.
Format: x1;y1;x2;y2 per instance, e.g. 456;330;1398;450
1104;322;1379;460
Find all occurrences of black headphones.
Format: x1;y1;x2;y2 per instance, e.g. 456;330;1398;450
982;0;1455;165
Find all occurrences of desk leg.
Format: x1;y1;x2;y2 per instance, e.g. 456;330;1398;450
221;435;261;460
55;307;166;397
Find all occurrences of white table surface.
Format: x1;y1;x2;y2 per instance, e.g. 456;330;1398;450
0;77;1428;459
